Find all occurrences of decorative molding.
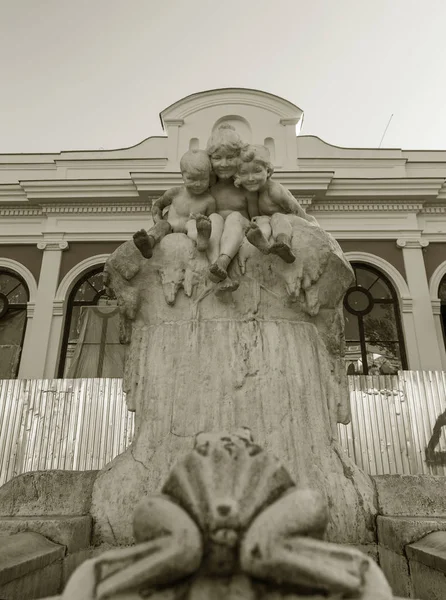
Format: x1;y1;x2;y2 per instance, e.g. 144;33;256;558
431;299;442;315
41;201;153;214
0;206;43;216
26;302;36;319
52;300;65;317
37;241;69;251
21;179;139;202
162;119;184;127
0;258;38;302
313;201;424;212
0;184;28;202
280;118;300;126
55;253;110;303
396;238;429;249
326;177;444;198
343;251;411;309
429;260;446;300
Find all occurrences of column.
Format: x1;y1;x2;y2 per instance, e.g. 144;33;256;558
396;238;443;370
19;241;68;379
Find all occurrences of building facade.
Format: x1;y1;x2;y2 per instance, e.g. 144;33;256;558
1;87;446;380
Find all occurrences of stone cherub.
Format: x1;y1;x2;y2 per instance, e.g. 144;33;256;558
133;149;221;263
235;144;318;264
61;429;392;600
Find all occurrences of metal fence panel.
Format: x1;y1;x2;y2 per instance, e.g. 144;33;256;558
0;378;134;486
338;371;446;476
1;372;446;485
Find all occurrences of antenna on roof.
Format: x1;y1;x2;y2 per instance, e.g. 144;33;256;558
378;114;394;148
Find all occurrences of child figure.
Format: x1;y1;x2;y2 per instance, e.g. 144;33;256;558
235;144;317;263
205;124;258;285
133;150;218;259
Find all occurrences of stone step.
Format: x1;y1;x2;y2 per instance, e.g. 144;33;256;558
0;531;64;599
0;515;91;554
406;530;446;600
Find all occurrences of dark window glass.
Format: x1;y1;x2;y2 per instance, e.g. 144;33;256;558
343;263;407;375
58;266;124;378
0;269;29;378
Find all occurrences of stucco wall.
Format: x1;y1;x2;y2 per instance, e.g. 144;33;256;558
338;240;406;281
0;244;43;283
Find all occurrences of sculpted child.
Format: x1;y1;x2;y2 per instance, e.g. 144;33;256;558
206;124;259;285
133;149;219;259
235;144;318;263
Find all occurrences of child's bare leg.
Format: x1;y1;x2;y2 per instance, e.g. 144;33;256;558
209;211;249;282
246;216;272;254
133;220;171;259
207;213;224;264
269;213;295;263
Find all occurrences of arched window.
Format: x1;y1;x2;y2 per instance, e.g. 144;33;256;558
343;263;407;375
0;269;29;378
58;266;124;378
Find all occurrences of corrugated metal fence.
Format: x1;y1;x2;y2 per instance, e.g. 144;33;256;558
0;372;445;485
0;378;134;486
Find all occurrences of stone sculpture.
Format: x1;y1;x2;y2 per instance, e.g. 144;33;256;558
93;123;377;566
62;429;392;599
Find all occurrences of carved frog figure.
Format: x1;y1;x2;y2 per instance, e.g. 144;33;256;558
61;429;392;600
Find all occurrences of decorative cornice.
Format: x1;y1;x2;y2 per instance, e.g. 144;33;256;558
313;201;424;212
274;172;334;192
21;179;139;202
0;184;28;202
131;172;183;191
162;119;184;127
40;201;154;214
0;206;43;216
37;241;69;251
396;238;429;249
280;118;300;126
326;178;444;198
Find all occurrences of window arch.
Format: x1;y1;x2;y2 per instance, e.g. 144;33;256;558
0;269;29;378
58;266;124;378
344;263;407;375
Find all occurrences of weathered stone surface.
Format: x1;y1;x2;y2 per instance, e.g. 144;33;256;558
0;515;92;553
374;475;446;517
67;431;392;599
377;515;446;555
0;562;63;600
62;544;116;587
406;530;446;572
0;470;98;517
0;531;64;585
409;559;446;600
378;546;411;599
92;233;377;548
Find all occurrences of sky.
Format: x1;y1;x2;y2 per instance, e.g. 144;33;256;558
1;0;446;154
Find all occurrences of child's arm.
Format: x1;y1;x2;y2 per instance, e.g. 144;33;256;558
247;191;260;219
270;183;317;224
152;187;180;223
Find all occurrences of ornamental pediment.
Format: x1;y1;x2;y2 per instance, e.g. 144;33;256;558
159;88;303;169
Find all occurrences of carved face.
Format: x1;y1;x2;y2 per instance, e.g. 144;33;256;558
210;147;239;180
236;160;269;192
182;171;210;195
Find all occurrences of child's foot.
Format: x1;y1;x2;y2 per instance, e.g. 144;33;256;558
209;254;231;282
217;277;239;293
269;236;296;264
246;223;270;254
133;229;154;259
195;214;212;251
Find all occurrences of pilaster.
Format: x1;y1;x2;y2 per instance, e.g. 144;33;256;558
396;238;443;370
280;118;299;169
18;241;68;378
